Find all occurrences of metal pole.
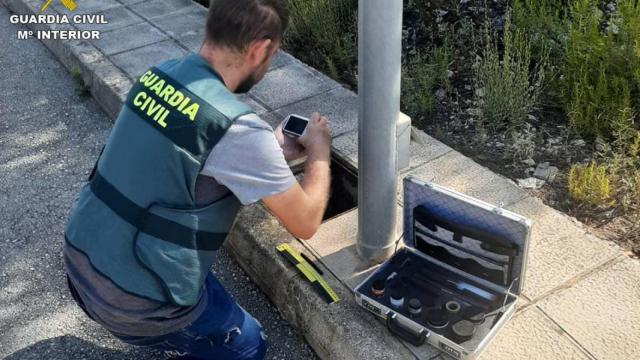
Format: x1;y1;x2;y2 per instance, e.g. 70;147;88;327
356;0;402;262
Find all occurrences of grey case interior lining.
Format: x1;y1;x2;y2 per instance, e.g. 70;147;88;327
403;177;530;295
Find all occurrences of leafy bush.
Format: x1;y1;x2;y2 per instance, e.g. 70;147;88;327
562;0;640;138
560;0;640;213
609;129;640;211
473;15;547;131
283;0;357;86
635;172;640;210
508;123;537;161
568;127;640;211
513;0;568;64
401;44;451;125
617;0;640;75
568;161;614;207
512;0;568;101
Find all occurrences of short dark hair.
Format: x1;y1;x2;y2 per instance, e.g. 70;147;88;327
205;0;289;52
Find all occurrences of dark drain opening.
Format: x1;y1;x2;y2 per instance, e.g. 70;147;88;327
323;153;358;222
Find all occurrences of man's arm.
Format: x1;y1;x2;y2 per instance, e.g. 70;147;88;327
263;113;331;240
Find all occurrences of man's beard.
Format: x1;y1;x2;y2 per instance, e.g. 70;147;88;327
234;72;258;94
234;50;270;94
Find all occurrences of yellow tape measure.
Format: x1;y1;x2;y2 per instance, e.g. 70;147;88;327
276;243;340;304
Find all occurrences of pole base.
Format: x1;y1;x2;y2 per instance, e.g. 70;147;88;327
356;240;396;265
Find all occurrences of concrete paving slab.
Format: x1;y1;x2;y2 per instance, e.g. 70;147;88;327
400;151;528;207
175;30;205;53
506;197;621;300
91;22;167;56
116;0;146;5
270;50;296;71
129;0;201;21
151;7;207;39
274;86;357;137
515;296;531;311
332;128;453;171
73;5;144;33
431;307;591;360
406;128;455;172
331;130;359;166
110;40;187;78
52;0;120;14
538;257;639;360
250;62;338;111
236;94;270;116
303;207;404;289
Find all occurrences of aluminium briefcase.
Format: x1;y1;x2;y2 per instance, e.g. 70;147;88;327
354;176;531;359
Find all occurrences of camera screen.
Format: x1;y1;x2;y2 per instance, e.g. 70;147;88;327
285;115;309;135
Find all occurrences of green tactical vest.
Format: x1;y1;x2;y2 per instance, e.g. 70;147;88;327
65;53;253;306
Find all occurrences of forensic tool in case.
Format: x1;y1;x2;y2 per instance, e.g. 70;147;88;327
355;176;531;359
276;243;340;304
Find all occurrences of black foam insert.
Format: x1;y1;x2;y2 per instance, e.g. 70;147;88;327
356;248;512;346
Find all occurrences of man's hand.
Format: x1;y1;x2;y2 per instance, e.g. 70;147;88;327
275;112;331;162
275;121;306;162
298;112;331;161
264;112;331;240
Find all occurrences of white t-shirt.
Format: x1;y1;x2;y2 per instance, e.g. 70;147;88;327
195;113;296;206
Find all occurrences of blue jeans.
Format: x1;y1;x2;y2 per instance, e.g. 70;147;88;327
68;274;267;360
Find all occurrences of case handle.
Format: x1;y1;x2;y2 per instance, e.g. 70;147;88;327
386;312;428;346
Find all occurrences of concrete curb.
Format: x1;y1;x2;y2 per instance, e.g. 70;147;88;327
226;205;416;360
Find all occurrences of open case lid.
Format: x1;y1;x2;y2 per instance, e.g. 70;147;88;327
402;176;531;296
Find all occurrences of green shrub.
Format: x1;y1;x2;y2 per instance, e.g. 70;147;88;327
512;0;568;100
401;44;451;124
568;161;615;207
570;129;640;211
474;15;547;130
559;0;640;212
617;0;640;103
609;129;640;211
562;0;640;138
513;0;567;64
507;123;537;162
283;0;357;86
633;170;640;214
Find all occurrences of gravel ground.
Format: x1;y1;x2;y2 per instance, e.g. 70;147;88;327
0;5;315;359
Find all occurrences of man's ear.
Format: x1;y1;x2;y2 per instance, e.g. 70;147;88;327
246;38;273;66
